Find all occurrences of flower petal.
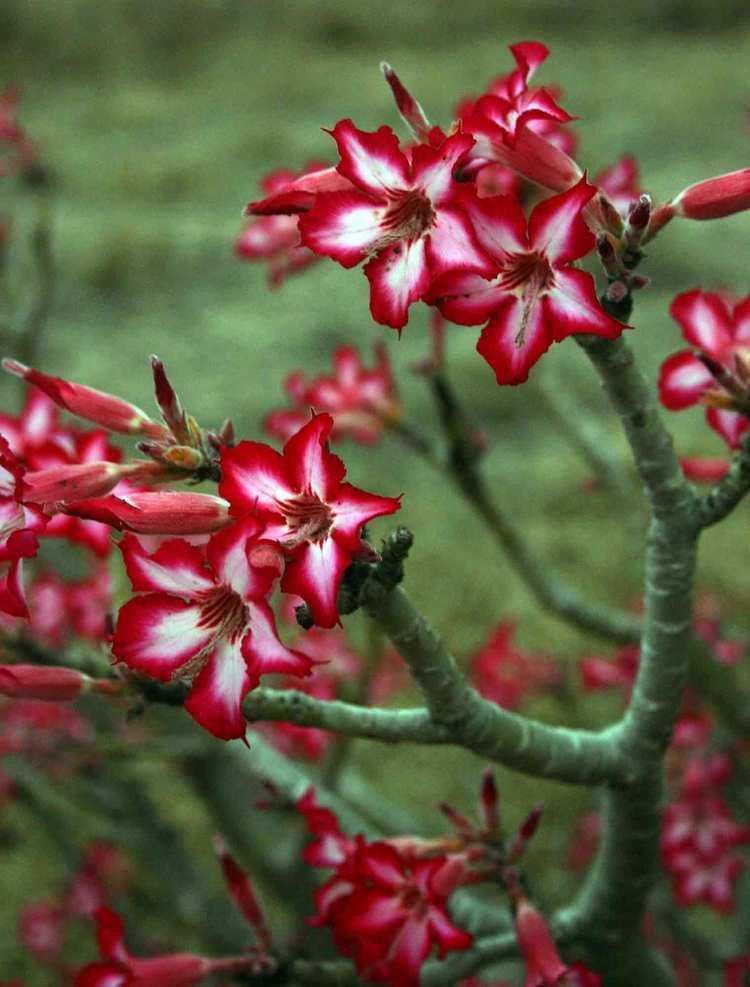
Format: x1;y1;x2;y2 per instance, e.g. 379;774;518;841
457;190;528;260
330;482;401;552
205;517;275;599
281;538;352;628
120;534;214;597
283;413;345;501
670;289;733;358
411;132;475;203
424;204;494;280
219;441;293;518
364;238;430;330
298;191;387;268
527;177;596;263
242;599;312;679
426;269;504;326
112;595;214;680
658;351;713;410
706;408;749;450
329;119;409;197
545;268;624;341
476;295;553;385
184;639;252;741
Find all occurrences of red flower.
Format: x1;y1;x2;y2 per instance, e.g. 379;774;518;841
315;838;472;987
298;121;491;329
680;456;730;484
236;165;322;287
112;520;312;740
458;42;581;194
265;344;400;446
428;179;624;384
578;644;639;701
219;413;400;627
725;955;750;986
470;619;560;710
659;288;750;448
514;898;601;986
19;900;65;965
74;907;261;987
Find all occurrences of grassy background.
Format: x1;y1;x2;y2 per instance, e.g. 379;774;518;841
1;1;750;980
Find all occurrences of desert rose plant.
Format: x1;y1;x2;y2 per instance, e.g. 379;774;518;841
3;40;750;986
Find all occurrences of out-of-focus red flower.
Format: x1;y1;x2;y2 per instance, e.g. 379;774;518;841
470;619;560;710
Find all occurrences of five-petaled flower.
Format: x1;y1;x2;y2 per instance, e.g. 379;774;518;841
658;288;750;449
220;412;401;628
112;519;312;740
298;121;491;329
427;178;624;384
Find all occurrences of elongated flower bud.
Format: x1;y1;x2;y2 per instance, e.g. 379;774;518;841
670;168;750;221
23;460;170;506
514;898;569;984
2;359;168;439
0;664;121;700
214;836;272;951
62;491;232;534
380;62;434;142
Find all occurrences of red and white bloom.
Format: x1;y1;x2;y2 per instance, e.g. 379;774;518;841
265;343;400;445
297;121;491;329
220;413;400;627
112;520;312;740
236;165;323;287
659;288;750;449
428;179;624;384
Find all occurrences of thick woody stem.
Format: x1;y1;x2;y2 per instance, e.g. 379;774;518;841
244;688;450;745
363;584;631;786
571;333;701;984
698;430;750;527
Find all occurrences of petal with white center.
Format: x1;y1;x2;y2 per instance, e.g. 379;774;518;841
298;191;387;268
411;132;475;204
281;538;352;628
329;120;410;197
706;408;749;450
284;413;345;501
670;290;733;358
527;177;596;263
219;441;294;518
330;482;401;552
184;638;252;741
205;517;272;599
459;190;527;260
476;295;553;385
425;204;494;280
364;238;430;330
545;268;624;341
120;534;214;597
658;351;713;410
113;595;214;680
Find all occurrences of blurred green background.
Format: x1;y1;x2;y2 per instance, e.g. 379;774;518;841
1;0;750;981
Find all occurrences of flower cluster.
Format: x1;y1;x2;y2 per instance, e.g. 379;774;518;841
264;343;400;446
1;360;400;740
242;41;750;389
661;754;750;913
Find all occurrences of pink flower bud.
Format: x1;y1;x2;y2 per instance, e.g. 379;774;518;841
2;359;168;439
246;167;353;216
23;460;169;506
62;491;232;534
214;835;272;951
380;62;434;143
670;168;750;221
0;664;120;700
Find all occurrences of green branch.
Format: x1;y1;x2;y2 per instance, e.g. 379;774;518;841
363;584;631;786
698;431;750;528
